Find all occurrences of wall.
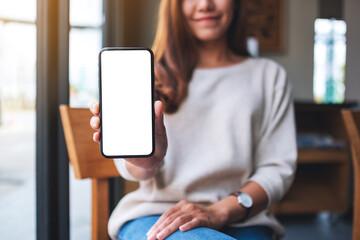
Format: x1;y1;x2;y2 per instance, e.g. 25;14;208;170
120;0;318;101
263;0;318;101
264;0;359;103
121;0;159;47
120;0;359;103
344;0;360;103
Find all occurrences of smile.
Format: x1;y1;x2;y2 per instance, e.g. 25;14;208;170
194;16;221;22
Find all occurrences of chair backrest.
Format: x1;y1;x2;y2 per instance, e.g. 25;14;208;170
342;109;360;240
59;105;120;179
60;105;139;240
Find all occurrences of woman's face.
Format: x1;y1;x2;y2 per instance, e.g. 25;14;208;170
181;0;235;42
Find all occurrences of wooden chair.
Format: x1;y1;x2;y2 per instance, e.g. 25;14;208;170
59;105;139;240
342;109;360;240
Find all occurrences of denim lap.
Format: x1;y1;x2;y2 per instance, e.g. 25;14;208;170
118;215;273;240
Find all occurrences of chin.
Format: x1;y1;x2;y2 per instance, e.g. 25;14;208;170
195;31;225;42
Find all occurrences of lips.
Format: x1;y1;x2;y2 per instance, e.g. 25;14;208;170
194;15;221;22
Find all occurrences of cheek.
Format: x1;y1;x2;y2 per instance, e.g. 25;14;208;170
181;1;193;20
181;2;200;37
218;0;235;24
222;2;235;25
217;0;235;10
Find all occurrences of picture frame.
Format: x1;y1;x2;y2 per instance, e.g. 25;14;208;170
245;0;285;53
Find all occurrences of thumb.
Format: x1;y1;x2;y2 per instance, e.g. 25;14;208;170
154;100;166;137
154;100;163;119
153;101;168;160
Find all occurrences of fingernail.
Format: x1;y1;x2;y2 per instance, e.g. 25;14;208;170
157;232;165;240
147;233;155;240
155;102;161;118
146;227;154;236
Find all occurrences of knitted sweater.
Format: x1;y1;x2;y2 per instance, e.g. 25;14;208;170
109;58;297;240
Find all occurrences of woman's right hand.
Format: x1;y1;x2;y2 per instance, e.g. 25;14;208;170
90;101;168;178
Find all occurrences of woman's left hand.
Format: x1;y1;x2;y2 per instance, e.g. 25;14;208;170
146;200;229;240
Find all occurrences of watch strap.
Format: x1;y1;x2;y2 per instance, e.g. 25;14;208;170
229;191;251;222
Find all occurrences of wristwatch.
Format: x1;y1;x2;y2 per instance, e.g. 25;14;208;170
230;191;253;221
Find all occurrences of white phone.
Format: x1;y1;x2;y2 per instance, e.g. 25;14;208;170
99;47;155;158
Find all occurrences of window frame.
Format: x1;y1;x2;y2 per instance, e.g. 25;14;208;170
36;0;70;239
36;0;125;239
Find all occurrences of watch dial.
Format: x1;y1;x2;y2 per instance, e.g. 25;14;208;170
239;193;253;208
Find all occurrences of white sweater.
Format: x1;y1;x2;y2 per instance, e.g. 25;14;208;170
109;58;297;240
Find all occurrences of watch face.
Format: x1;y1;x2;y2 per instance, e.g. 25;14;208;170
238;192;253;208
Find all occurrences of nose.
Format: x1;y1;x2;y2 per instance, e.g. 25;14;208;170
198;0;215;11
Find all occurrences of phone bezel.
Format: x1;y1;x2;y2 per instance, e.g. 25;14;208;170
98;47;155;159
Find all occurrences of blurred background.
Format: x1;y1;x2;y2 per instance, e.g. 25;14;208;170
0;0;359;239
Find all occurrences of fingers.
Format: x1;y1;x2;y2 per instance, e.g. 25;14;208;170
90;103;100;143
90;102;99;116
90;101;164;146
147;212;189;240
154;101;166;138
153;101;168;159
147;204;179;237
154;100;163;119
147;201;199;240
90;116;100;130
90;101;161;130
179;217;201;232
93;132;100;143
151;215;192;240
147;204;179;239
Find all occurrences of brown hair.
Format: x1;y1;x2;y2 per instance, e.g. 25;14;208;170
152;0;248;113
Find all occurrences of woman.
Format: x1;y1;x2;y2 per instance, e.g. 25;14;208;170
90;0;297;239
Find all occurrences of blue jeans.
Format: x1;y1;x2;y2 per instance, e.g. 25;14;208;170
119;215;273;240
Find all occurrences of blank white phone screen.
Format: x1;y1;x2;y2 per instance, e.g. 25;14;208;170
100;49;153;157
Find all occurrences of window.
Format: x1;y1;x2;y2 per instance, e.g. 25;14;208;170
313;18;347;104
69;0;103;107
69;0;103;238
0;0;36;238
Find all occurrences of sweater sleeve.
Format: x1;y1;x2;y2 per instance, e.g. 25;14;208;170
248;65;297;206
113;158;139;182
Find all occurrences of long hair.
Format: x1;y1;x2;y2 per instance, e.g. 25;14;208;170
152;0;248;113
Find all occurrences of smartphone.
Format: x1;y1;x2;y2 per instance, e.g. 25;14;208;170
99;47;155;158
